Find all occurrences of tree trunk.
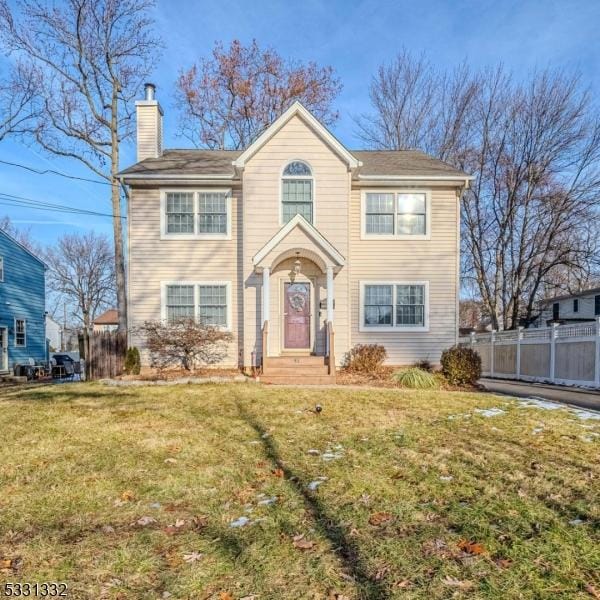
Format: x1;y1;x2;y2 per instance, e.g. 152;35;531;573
111;83;127;331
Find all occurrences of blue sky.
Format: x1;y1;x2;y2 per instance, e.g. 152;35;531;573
1;0;599;246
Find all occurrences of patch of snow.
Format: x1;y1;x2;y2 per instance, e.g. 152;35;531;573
474;407;505;417
229;516;250;528
439;475;454;482
257;496;277;506
571;409;600;421
569;518;584;526
532;427;544;435
518;398;562;410
307;477;328;491
306;449;320;456
149;502;161;509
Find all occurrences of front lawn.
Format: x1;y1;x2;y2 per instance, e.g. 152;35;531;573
0;383;598;599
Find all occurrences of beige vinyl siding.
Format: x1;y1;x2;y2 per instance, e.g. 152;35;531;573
349;186;459;365
136;104;162;162
128;185;242;367
242;114;350;366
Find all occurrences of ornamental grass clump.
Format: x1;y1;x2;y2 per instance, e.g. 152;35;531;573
392;367;438;389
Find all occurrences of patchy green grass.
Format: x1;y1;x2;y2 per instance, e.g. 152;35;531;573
0;383;599;599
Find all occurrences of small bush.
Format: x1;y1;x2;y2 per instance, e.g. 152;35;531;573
440;345;481;385
343;344;387;373
124;347;141;375
392;367;438;389
413;359;433;372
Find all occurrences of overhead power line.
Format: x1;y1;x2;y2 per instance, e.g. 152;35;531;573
0;191;126;219
0;158;112;186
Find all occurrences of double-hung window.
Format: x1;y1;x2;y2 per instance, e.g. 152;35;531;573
15;318;26;347
361;282;428;331
595;295;600;316
163;189;230;238
282;161;313;224
363;191;429;237
163;282;230;329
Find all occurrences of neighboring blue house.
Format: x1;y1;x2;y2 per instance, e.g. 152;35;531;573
0;229;46;373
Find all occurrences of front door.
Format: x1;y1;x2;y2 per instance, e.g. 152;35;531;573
284;283;310;349
0;327;8;372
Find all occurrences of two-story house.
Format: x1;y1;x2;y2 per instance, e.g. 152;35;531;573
0;229;46;373
119;84;471;383
535;287;600;327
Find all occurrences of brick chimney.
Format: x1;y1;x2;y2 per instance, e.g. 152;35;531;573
135;82;163;162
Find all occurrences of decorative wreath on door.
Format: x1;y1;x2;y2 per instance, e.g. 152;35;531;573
289;293;306;312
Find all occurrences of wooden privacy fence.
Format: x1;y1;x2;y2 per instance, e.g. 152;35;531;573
85;330;127;380
459;318;600;388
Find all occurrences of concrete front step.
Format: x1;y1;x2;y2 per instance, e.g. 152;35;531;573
261;374;336;385
264;365;330;376
266;355;327;367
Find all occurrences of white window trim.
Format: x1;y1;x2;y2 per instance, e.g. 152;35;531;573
0;256;3;282
160;188;232;240
360;189;431;240
359;280;430;332
160;281;232;332
279;160;317;227
14;317;26;347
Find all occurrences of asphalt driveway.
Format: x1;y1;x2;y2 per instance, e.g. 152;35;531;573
479;378;600;412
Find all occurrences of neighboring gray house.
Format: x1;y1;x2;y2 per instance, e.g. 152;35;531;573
535;287;600;327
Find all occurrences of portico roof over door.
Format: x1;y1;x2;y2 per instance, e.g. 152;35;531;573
252;214;345;274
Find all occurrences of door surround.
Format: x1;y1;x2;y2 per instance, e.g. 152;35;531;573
279;277;316;354
0;327;8;372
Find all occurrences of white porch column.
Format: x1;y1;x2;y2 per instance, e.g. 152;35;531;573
326;266;334;324
262;267;270;326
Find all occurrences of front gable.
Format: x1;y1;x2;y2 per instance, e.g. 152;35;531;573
233;101;360;170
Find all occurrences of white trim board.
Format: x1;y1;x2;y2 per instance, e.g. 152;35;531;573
233;101;361;170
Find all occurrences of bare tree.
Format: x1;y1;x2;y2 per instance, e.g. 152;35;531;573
0;215;39;253
358;52;600;329
0;0;161;330
174;39;342;149
44;232;115;332
0;61;38;141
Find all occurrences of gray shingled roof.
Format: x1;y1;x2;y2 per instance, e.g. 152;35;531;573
352;150;468;178
119;148;469;179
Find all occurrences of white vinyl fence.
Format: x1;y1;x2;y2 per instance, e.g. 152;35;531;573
459;318;600;388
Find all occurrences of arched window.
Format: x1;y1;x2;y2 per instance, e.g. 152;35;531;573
282;161;313;224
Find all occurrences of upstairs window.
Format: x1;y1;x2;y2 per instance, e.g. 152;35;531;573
0;256;3;282
596;295;600;316
282;161;313;224
363;191;429;238
573;298;579;313
163;190;230;238
552;302;560;320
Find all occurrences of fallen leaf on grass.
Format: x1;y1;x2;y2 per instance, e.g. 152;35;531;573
271;468;284;478
585;583;600;599
0;557;22;572
394;580;411;589
240;596;257;600
219;593;234;600
374;565;390;580
292;534;315;550
369;512;393;526
458;539;486;555
442;576;475;590
192;515;209;530
164;458;177;464
174;519;185;528
182;552;203;563
495;558;512;569
134;516;157;527
121;490;136;502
